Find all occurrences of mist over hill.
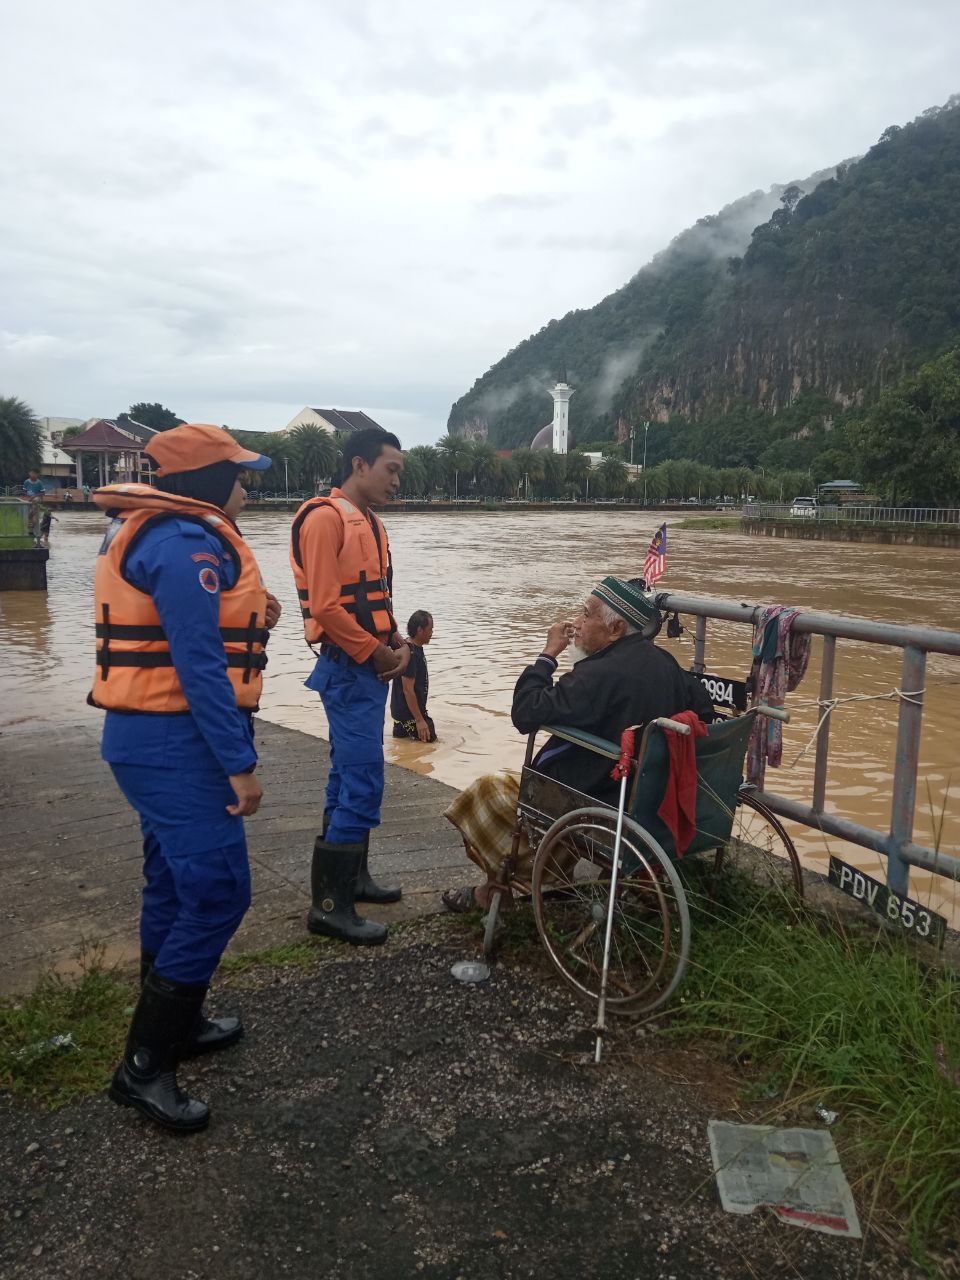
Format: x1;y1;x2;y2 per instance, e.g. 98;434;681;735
449;97;960;455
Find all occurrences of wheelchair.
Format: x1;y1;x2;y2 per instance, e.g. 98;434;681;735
481;706;803;1016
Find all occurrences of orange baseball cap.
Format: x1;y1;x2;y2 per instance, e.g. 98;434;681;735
145;424;272;477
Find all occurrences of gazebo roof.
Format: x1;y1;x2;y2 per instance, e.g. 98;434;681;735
60;418;156;454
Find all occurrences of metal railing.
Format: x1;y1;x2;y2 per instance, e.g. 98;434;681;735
0;499;33;544
655;590;960;895
746;503;960;526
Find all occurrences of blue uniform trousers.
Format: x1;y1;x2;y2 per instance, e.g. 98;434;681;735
110;764;252;986
306;652;388;844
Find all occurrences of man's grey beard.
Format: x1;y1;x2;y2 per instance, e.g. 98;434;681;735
568;643;589;664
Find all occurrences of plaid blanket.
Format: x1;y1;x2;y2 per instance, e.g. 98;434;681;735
443;771;532;884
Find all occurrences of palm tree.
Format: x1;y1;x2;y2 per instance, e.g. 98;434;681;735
0;397;41;487
291;424;337;493
407;445;443;495
644;465;668;503
564;450;591;500
436;433;472;498
542;451;567;498
510;447;545;499
599;455;628;498
466;439;500;495
398;451;427;498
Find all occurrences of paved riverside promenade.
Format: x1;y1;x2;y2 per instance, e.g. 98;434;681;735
0;716;465;995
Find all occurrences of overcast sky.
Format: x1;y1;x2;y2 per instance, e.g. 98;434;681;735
2;1;958;446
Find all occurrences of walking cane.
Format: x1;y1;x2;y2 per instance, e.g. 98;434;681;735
594;727;636;1065
594;718;693;1064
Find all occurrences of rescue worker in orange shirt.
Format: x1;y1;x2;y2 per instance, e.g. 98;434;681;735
290;427;409;946
90;424;279;1133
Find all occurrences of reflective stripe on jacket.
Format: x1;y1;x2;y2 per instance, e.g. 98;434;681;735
89;484;268;713
289;491;396;647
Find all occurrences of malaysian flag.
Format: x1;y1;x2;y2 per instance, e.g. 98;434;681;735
643;523;667;586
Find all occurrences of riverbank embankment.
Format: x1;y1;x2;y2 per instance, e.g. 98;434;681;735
0;717;464;996
744;518;960;547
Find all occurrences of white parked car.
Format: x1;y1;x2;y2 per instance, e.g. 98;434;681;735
789;496;819;518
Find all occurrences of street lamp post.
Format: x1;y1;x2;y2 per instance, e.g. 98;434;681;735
641;421;650;507
284;457;289;498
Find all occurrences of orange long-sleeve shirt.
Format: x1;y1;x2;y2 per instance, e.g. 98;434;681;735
297;491;392;663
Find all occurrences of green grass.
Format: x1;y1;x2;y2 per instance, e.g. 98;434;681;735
674;516;742;531
671;872;960;1251
219;937;332;972
0;943;134;1107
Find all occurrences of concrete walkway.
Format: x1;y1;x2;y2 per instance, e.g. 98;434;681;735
0;717;465;995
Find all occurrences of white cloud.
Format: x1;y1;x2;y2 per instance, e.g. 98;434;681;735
1;0;958;443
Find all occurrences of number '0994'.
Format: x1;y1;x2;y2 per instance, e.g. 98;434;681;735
704;678;734;704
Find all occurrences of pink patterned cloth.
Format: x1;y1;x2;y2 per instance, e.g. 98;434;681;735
746;606;811;788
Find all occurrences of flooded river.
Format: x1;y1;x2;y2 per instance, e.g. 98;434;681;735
3;507;959;921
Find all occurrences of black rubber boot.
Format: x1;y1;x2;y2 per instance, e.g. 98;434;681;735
355;833;402;905
109;973;210;1133
307;838;388;946
140;952;242;1059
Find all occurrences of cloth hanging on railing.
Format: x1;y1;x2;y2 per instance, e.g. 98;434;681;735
746;605;811;788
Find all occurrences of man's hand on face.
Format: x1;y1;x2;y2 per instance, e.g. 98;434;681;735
543;620;574;659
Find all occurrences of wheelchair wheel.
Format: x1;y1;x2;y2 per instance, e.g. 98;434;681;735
531;808;690;1016
715;790;804;905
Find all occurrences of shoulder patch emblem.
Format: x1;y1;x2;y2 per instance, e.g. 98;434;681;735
191;551;220;566
198;566;219;593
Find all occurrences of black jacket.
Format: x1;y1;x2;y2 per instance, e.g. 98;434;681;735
511;634;713;804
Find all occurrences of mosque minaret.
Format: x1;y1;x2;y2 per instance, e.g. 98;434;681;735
529;366;574;453
549;376;573;454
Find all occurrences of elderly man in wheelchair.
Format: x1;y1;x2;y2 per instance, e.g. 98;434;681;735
442;575;802;1014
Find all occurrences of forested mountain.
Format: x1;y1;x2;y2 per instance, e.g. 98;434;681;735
449;97;960;461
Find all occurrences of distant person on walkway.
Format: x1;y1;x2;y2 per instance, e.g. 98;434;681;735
82;483;91;501
391;610;437;742
290;427;409;947
38;507;57;548
90;424;280;1134
441;577;713;912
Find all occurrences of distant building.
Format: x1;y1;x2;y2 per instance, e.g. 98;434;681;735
59;415;157;488
283;407;388;439
530;376;574;453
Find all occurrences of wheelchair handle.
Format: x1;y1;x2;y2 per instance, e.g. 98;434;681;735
755;704;790;723
612;728;636;780
651;716;693;736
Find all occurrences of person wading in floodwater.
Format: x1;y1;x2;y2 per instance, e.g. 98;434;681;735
89;424;281;1133
289;427;409;946
391;609;437;742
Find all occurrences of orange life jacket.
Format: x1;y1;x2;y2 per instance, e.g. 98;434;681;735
289;490;396;647
89;484;268;713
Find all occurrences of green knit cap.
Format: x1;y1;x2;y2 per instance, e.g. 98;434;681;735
591;576;659;631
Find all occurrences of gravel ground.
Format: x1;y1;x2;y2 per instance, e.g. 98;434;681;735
0;920;930;1280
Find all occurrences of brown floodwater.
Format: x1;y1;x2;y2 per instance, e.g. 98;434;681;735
3;507;959;922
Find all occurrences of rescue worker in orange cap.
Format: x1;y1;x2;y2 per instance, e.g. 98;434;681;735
290;427;408;946
90;424;280;1133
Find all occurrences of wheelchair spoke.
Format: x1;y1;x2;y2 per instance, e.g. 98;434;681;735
531;811;691;1016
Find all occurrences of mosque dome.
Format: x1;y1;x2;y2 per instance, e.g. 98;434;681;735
531;424;576;451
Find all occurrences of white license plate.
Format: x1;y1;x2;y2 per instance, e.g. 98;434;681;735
828;857;946;946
